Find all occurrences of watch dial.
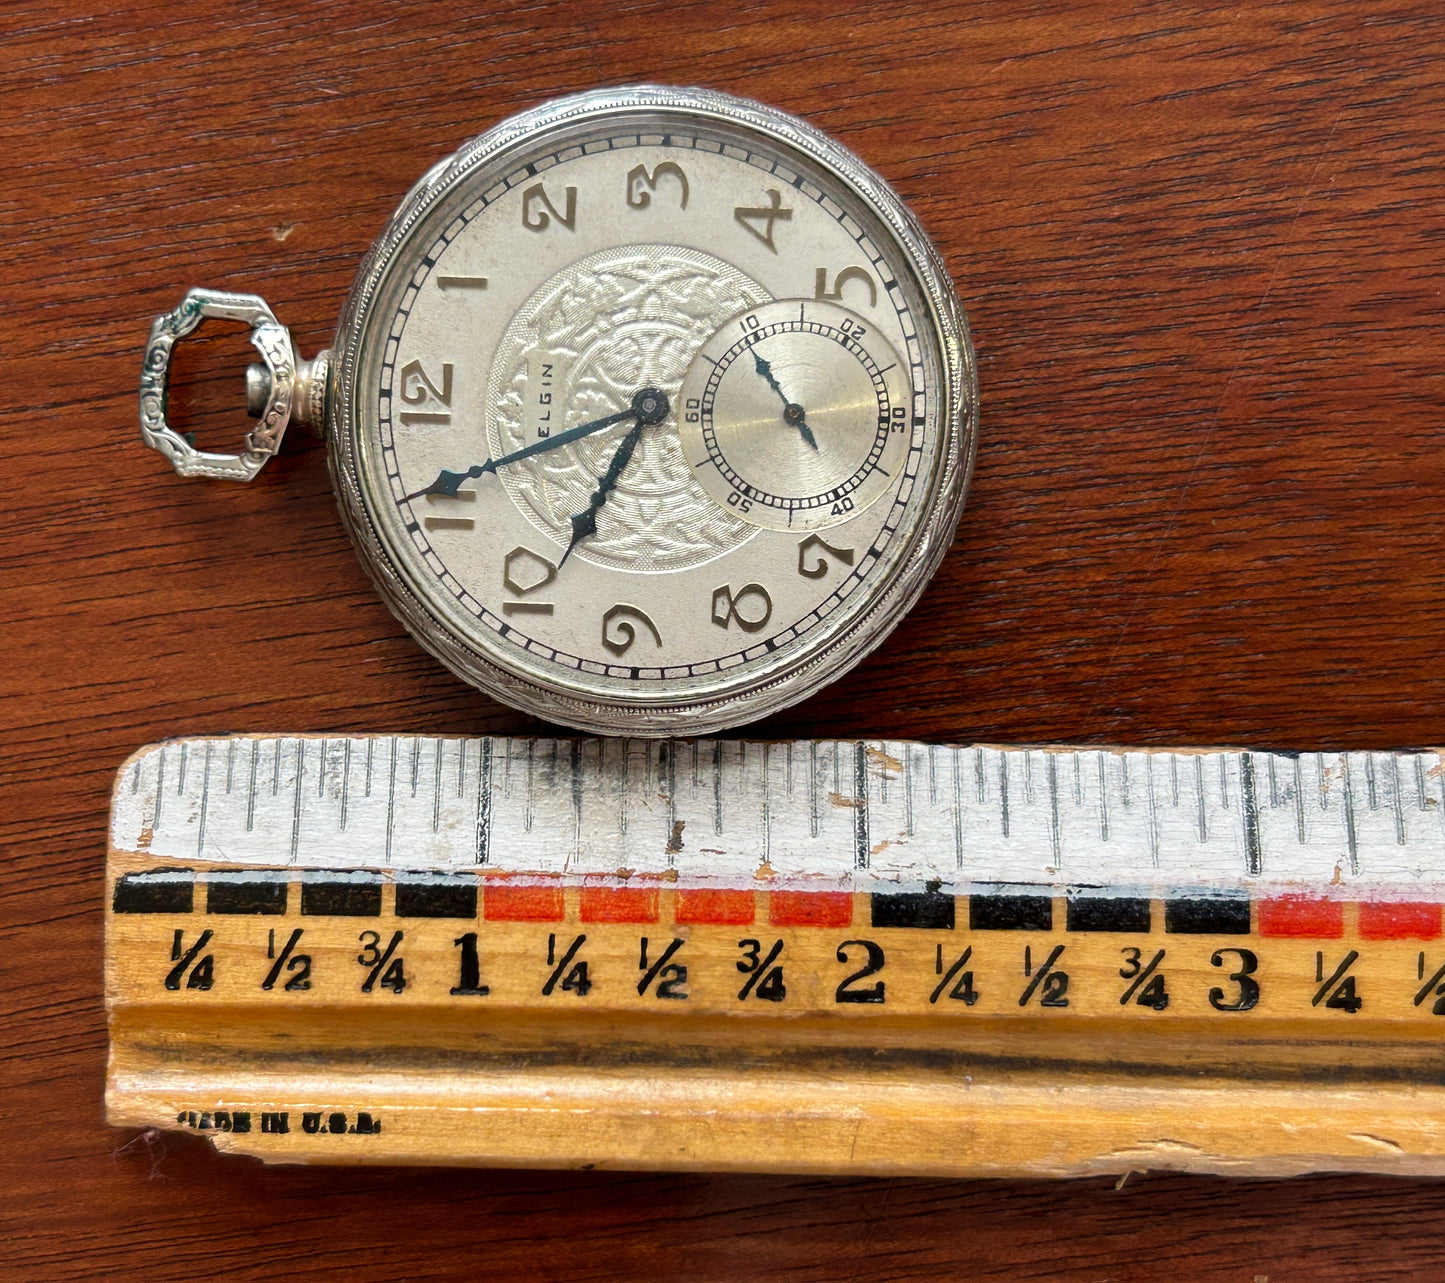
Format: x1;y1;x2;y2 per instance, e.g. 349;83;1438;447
340;89;972;731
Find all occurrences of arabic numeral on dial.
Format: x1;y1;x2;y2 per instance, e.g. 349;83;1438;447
815;266;878;308
889;404;907;432
626;162;689;209
522;181;576;231
685;396;701;425
797;534;855;579
831;497;854;516
733;189;792;252
502;546;557;617
602;604;663;657
397;358;453;427
711;583;772;633
400;359;453;407
836;317;867;340
726;491;752;513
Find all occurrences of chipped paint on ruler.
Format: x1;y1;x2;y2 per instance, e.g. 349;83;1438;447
109;736;1445;899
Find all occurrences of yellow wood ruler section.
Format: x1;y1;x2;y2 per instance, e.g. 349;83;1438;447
106;735;1445;1176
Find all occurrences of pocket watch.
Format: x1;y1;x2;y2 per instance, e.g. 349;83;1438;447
138;85;978;735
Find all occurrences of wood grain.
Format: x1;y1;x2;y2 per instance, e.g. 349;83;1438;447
6;0;1445;1276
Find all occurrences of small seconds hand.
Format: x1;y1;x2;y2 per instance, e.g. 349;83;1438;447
752;350;818;450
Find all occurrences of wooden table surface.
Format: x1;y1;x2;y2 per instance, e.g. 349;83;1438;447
7;1;1445;1277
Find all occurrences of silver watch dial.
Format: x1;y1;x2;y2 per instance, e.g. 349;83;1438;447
330;86;977;734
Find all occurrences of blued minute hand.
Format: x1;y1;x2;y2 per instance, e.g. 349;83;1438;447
752;350;818;450
401;405;638;503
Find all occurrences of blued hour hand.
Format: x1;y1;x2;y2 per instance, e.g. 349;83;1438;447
559;417;647;567
559;390;668;562
752;349;819;450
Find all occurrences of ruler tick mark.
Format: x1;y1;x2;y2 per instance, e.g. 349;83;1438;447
1096;753;1108;842
809;741;819;839
1195;755;1207;842
475;737;492;866
665;741;677;864
197;741;212;859
290;740;305;863
1240;752;1262;876
340;741;351;832
1342;753;1360;875
1391;755;1406;845
386;739;397;865
154;746;166;830
432;739;443;833
905;744;915;837
1294;755;1306;843
1047;754;1061;867
526;739;537;834
225;740;235;794
762;742;772;864
246;741;258;832
998;752;1010;840
713;740;724;836
572;739;584;856
853;742;870;869
1144;756;1159;868
952;747;963;869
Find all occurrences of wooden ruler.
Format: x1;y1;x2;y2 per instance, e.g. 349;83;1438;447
106;735;1445;1177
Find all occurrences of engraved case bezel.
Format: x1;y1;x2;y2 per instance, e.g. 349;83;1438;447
327;85;977;735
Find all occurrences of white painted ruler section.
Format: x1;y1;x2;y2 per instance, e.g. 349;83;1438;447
110;737;1445;898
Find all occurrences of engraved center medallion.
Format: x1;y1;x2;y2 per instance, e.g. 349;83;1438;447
487;246;768;572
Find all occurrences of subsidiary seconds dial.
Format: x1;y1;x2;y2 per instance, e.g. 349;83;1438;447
680;299;912;531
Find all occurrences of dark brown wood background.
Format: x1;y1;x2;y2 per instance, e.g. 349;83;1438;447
7;1;1445;1277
